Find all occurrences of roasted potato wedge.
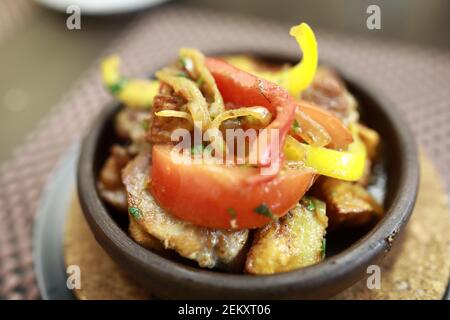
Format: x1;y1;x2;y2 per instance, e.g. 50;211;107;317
128;216;165;252
122;152;249;270
312;178;383;230
357;123;380;161
245;198;328;275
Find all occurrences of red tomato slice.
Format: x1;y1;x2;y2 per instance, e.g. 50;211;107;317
150;145;316;229
205;57;297;172
297;101;353;150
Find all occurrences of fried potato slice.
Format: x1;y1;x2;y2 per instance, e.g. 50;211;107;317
128;216;165;252
356;123;380;161
122;152;249;270
312;178;383;230
245;198;328;275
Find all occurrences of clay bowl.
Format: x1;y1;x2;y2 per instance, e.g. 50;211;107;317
77;53;419;299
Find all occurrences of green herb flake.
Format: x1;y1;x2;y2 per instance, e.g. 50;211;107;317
301;196;316;212
292;119;300;131
128;207;142;220
254;203;275;219
321;238;327;259
227;208;237;219
109;78;128;94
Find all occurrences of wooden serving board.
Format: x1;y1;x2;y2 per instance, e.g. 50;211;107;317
64;154;450;300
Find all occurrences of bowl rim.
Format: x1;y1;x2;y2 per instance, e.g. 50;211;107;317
77;54;419;295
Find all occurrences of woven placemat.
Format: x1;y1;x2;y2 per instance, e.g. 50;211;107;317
64;154;449;300
0;4;449;300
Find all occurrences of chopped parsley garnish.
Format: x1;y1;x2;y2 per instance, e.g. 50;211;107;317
292;119;300;131
301;196;316;212
109;78;128;94
227;208;237;219
254;203;275;219
128;207;142;220
321;238;327;259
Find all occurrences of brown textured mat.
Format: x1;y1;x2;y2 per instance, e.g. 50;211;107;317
64;154;449;300
0;4;449;299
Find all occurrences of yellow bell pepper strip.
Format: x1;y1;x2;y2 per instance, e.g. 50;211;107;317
281;22;318;97
222;23;318;99
283;129;367;181
101;55;160;109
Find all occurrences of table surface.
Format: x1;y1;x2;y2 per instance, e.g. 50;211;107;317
1;0;449;164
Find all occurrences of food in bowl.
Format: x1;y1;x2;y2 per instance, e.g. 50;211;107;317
96;23;384;275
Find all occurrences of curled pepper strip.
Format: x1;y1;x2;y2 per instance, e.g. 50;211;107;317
101;55;160;108
281;23;318;97
223;23;318;99
283;126;366;181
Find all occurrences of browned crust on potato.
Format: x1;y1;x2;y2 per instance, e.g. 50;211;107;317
245;200;327;275
312;178;383;230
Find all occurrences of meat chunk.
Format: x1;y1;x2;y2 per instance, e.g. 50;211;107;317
97;145;130;212
115;108;150;144
122;152;249;270
302;67;357;124
312;178;383;230
245;199;328;274
147;93;192;144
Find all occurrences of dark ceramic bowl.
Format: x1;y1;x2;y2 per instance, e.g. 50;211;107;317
77;53;419;299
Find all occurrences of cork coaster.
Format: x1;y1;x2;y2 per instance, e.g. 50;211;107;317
64;199;151;300
64;154;450;300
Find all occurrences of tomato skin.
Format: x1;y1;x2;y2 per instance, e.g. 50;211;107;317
297;101;353;150
205;57;297;170
150;145;316;229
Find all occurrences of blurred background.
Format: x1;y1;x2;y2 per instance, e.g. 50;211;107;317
0;0;449;164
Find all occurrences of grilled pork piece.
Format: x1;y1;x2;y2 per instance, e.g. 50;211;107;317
122;152;249;270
